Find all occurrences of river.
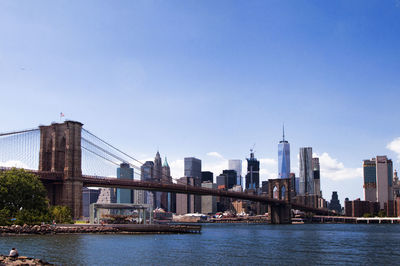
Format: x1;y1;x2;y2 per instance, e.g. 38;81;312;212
0;224;399;265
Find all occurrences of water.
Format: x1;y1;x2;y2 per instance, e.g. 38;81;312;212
0;224;399;265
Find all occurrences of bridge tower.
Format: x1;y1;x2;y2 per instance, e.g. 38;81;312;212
268;178;292;224
39;121;83;219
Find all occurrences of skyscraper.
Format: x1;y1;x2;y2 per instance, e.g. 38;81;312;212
245;150;260;190
299;147;313;195
228;159;242;186
363;156;393;209
153;151;162;208
184;157;202;212
161;157;172;211
117;162;134;203
312;157;321;196
136;161;154;205
278;126;290;179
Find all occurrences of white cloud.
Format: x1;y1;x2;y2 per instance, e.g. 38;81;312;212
314;152;362;181
169;159;184;180
206;152;224;160
387;137;400;162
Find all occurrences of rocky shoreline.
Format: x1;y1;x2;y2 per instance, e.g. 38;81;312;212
0;255;52;265
0;224;119;235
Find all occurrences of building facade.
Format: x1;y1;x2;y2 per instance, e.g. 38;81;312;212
228;159;242;186
312;157;321;196
201;171;213;183
299;147;314;195
82;187;100;218
201;182;217;214
135;161;154;205
116;163;134;203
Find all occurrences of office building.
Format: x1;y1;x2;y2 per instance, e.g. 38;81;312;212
161;157;172;211
135;161;154;205
228;159;242;186
312;157;321;196
245;150;260;190
299;147;314;195
184;157;202;212
176;176;195;214
278;126;290;179
82;187;100;218
201;181;217;214
201;171;213;183
185;157;202;179
328;191;342;213
363;156;393;209
153;151;162;208
117;163;134;203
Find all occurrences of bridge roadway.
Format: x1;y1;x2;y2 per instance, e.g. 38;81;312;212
0;168;334;216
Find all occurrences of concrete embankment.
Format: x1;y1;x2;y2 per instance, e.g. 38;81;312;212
0;255;52;265
0;224;201;235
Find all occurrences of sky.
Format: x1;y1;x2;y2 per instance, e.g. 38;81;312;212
1;0;400;204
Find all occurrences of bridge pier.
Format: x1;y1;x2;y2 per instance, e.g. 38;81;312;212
39;121;83;219
267;178;292;224
268;204;292;224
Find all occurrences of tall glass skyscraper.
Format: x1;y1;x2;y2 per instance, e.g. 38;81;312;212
299;147;314;195
278;126;290;179
228;159;242;186
117;162;134;203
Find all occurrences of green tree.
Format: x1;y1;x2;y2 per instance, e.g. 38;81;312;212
0;168;49;225
50;205;73;224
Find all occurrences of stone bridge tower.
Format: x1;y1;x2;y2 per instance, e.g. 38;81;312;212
39;121;83;219
268;178;292;224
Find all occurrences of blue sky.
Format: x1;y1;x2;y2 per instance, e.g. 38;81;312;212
1;0;400;203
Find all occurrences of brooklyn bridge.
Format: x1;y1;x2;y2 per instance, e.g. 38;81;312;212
0;120;334;224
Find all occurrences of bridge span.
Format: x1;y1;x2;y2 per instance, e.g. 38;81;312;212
0;121;335;223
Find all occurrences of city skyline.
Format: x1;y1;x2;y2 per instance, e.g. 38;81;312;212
2;1;400;205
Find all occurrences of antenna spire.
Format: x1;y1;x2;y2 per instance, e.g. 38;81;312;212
282;123;285;141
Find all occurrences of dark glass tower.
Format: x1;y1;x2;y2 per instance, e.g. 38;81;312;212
245;150;260;190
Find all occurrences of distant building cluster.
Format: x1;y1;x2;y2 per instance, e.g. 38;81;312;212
345;156;400;217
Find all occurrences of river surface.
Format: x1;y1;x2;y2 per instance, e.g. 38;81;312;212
0;223;399;265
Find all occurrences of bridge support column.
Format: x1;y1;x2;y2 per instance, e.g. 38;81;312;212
39;121;83;220
267;178;292;224
268;204;292;224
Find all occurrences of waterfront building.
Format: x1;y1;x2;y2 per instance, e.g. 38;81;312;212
117;162;134;203
245;150;260;190
184;157;202;212
82;187;100;218
344;198;380;217
328;191;342;213
201;181;217;214
363;156;393;209
96;187;116;215
313;157;321;196
228;159;242;186
201;171;213;183
278;126;290;179
299;147;314;195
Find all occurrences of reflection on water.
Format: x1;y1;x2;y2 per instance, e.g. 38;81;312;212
0;224;399;265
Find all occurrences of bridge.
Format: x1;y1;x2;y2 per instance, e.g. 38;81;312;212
0;121;334;224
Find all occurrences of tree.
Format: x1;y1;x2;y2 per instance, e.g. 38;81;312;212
0;168;49;225
50;206;73;224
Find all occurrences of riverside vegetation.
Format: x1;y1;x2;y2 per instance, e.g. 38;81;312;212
0;169;73;226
